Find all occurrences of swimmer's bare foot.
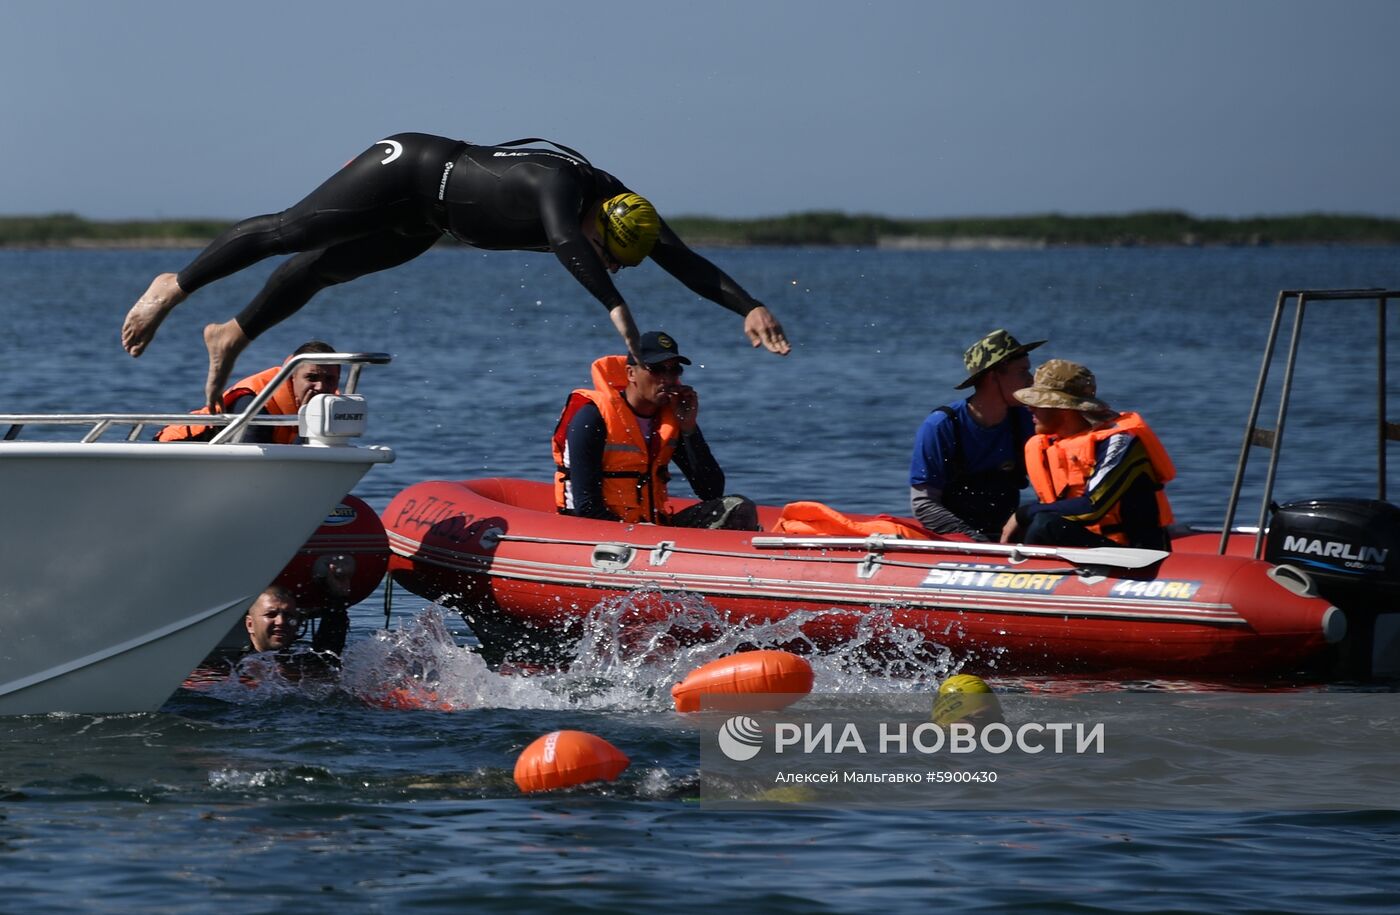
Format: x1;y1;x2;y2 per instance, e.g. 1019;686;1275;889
122;273;187;356
203;320;251;412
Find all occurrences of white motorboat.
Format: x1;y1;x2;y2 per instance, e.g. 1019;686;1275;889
0;352;395;715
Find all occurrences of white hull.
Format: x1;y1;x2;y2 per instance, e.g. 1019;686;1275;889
0;442;393;715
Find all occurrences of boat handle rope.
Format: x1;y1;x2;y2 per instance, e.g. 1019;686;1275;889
491;532;1093;574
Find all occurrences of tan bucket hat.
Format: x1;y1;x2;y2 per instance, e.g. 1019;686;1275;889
1013;359;1112;412
956;329;1046;389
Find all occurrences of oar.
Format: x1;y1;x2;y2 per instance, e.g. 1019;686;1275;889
750;535;1169;570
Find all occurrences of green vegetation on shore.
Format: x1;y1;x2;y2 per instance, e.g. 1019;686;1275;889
3;210;1398;249
667;210;1400;247
0;213;233;247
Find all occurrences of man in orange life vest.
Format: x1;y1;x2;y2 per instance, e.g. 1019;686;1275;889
552;331;759;530
999;359;1175;551
156;340;340;444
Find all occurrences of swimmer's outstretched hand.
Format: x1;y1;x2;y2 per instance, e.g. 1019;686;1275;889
122;273;187;357
744;306;791;355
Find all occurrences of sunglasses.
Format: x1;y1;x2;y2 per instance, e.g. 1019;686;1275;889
644;362;684;377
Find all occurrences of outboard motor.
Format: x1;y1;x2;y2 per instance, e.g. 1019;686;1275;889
1266;499;1400;677
1266;499;1400;587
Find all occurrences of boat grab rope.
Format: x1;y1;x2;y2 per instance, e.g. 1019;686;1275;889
488;532;1083;572
493;532;780;562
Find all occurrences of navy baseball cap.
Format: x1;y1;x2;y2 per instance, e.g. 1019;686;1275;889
629;331;692;366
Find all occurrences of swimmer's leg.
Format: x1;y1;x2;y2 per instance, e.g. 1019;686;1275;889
125;133;444;357
234;231;442;337
204;231;441;409
122;273;187;356
202;320;252;413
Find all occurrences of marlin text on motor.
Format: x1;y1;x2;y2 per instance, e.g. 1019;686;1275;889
1282;536;1388;566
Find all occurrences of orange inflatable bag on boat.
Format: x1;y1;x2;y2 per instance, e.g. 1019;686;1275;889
772;501;934;540
513;730;630;793
672;650;815;713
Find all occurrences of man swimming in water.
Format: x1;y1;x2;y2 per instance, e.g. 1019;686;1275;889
122;132;790;411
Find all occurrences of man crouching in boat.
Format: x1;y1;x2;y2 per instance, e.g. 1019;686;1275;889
1000;359;1175;551
156;340;340;444
552;331;760;530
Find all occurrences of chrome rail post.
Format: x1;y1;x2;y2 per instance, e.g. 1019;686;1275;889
1252;292;1310;558
1219;290;1289;554
1380;294;1389;502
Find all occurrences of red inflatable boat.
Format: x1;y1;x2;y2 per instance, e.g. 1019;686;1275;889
383;289;1400;680
381;477;1356;678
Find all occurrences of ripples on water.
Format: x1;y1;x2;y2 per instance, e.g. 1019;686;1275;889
1;246;1398;912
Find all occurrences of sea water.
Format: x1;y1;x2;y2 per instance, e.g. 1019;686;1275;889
0;245;1397;912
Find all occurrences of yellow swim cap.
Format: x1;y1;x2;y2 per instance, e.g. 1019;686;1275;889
932;674;1004;727
939;674;993;697
596;192;661;266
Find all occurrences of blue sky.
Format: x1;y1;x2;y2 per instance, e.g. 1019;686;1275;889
5;0;1397;220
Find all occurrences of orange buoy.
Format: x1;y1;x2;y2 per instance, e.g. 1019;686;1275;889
513;730;630;794
671;649;814;713
375;686;454;711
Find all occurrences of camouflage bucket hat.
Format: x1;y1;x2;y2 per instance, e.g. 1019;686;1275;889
956;329;1047;389
1013;359;1112;412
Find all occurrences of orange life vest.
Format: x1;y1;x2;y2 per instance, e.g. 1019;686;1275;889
773;501;935;540
552;355;682;523
1024;411;1175;544
156;365;303;444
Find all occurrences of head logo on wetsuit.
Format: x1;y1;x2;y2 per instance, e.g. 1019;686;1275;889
375;139;404;165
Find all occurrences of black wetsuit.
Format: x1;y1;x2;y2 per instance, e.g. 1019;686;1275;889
176;133;765;339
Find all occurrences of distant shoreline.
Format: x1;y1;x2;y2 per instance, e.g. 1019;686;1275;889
4;211;1399;249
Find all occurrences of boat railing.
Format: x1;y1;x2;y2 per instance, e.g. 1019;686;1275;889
1220;289;1398;557
0;352;392;445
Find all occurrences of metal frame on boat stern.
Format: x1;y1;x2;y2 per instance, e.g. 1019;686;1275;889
1220;289;1398;557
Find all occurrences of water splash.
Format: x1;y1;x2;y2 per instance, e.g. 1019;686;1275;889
186;590;964;713
520;585;962;710
185;652;339;704
338;608;558;710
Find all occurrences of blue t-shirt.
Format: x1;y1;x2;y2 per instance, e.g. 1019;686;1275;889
909;400;1033;490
